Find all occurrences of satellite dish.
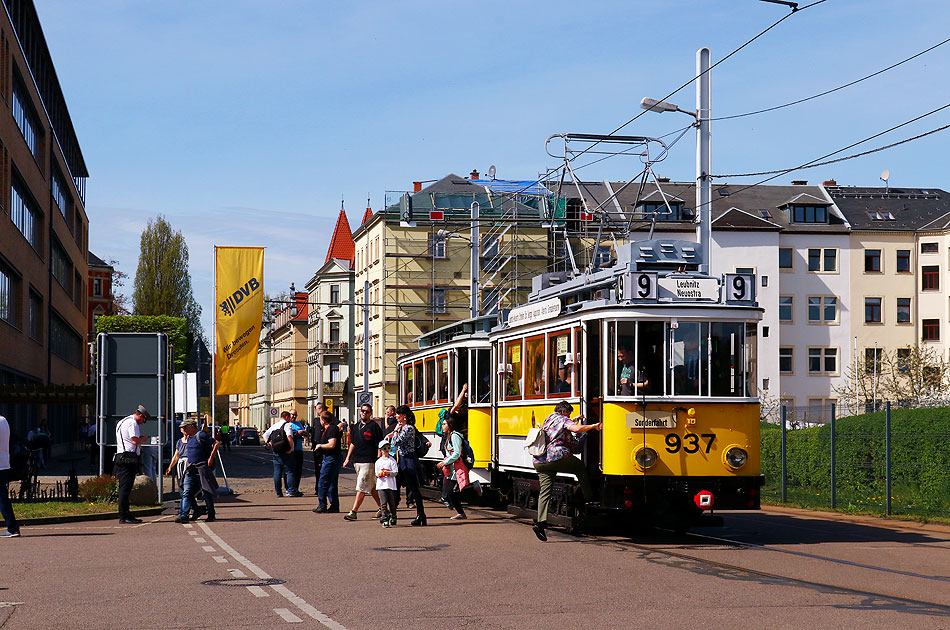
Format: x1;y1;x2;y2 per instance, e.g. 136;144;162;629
880;169;890;182
488;165;496;180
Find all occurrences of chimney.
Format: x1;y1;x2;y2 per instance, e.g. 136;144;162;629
470;169;479;180
822;179;837;186
413;181;422;193
657;177;670;183
791;180;807;185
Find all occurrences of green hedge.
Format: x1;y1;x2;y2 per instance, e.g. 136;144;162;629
761;408;950;514
95;315;191;371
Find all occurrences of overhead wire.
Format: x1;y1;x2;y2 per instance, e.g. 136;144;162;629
711;35;950;122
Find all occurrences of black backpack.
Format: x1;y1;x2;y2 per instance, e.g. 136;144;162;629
413;429;430;458
268;422;290;454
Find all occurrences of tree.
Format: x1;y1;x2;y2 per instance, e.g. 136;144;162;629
834;345;950;414
96;315;190;371
132;215;205;344
107;258;131;315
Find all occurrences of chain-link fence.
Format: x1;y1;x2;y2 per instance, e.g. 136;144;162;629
760;402;950;519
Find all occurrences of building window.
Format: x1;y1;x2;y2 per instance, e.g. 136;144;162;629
11;180;39;249
329;362;340;382
808;347;837;374
641;201;691;221
896;348;910;373
865;348;883;374
50;312;82;367
52;170;71;221
779;296;793;322
922;319;940;341
29;290;41;340
864;297;882;323
0;262;18;327
778;248;793;269
74;271;83;307
93;278;103;296
921;242;938;254
807;248;836;272
430;289;446;313
429;234;446;258
12;77;39;159
51;240;72;296
779;347;793;373
329;284;339;304
922;266;939;291
864;249;881;272
807;296;837;323
791;205;829;223
896;249;911;273
897;298;911;323
329;320;340;343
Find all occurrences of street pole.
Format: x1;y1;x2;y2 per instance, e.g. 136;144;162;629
317;319;324;418
696;47;712;275
363;279;370;403
471;202;480;319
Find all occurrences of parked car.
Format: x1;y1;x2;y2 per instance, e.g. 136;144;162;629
239;427;260;446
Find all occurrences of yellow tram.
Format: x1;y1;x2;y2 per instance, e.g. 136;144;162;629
397;238;763;531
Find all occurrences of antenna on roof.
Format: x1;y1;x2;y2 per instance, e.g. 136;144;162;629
880;169;890;196
488;165;496;180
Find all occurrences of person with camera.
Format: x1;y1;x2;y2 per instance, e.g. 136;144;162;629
165;418;220;523
263;411;296;498
115;405;150;524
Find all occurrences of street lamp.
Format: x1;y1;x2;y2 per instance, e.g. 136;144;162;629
640;47;712;274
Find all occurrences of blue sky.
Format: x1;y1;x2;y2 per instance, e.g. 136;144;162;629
36;0;950;339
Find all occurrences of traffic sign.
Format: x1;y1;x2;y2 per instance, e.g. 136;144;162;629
357;392;373;407
325;399;333;414
269;407;279;419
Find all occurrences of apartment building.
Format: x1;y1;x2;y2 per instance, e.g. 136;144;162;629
351;172;552;410
0;0;90;440
271;291;308;417
305;208;355;421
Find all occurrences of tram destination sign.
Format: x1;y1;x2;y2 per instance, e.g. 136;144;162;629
507;297;561;327
657;277;719;301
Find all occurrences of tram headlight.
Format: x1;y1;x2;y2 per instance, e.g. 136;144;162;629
635;447;658;469
723;446;748;470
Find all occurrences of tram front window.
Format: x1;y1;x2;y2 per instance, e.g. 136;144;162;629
403;365;413;405
710;322;744;396
437;355;449;402
505;341;523;399
672;322;706;396
473;349;490;404
413;362;424;405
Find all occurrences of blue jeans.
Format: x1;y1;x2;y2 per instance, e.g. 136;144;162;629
317;454;341;511
273;452;297;497
180;467;214;519
0;469;18;534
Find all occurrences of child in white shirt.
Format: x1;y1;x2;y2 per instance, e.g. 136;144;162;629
375;441;399;528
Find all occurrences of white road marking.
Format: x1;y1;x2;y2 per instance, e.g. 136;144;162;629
198;523;349;630
183;524;193;529
229;569;247;578
194;537;206;542
212;555;228;563
0;602;24;608
202;545;215;552
248;586;269;597
188;530;198;536
275;608;303;623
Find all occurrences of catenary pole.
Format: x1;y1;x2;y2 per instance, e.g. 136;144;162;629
696;47;712;275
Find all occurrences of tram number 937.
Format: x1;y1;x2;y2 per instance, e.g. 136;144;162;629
665;433;716;454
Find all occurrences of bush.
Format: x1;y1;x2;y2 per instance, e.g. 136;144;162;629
95;315;191;371
79;475;118;503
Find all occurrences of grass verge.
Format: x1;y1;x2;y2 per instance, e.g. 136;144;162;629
11;501;158;520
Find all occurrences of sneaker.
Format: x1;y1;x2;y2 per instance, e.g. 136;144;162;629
381;519;391;528
174;516;189;524
313;507;327;513
205;515;216;522
343;511;358;521
450;513;467;520
0;531;20;538
374;509;382;519
472;481;483;497
532;523;547;542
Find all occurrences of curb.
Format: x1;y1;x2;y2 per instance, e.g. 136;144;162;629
762;503;950;534
17;506;165;526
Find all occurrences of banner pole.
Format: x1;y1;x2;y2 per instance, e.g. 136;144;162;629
211;245;217;432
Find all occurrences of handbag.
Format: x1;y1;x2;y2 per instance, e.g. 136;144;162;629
413;430;431;458
113;451;140;466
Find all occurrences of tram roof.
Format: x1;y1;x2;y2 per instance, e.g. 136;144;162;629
415;314;497;348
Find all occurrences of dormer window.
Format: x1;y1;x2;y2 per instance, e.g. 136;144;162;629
791;205;828;223
640;201;692;221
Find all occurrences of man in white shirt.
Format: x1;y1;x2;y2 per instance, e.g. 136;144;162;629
0;415;20;537
115;405;149;524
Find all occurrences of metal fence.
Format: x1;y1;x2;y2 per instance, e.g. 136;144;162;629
760;402;950;519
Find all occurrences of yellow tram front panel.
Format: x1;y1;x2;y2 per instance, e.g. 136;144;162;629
601;402;760;477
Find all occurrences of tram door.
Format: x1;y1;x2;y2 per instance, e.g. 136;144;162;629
583;324;603;479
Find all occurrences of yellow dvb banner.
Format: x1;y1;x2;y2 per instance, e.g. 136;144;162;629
215;246;264;394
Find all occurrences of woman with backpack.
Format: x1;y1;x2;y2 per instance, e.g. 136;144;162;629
531;401;602;542
387;405;428;526
436;412;468;520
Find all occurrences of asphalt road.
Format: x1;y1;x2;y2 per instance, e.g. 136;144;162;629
2;446;948;629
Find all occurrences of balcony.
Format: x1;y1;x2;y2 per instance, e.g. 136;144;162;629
324;341;348;354
323;382;345;395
